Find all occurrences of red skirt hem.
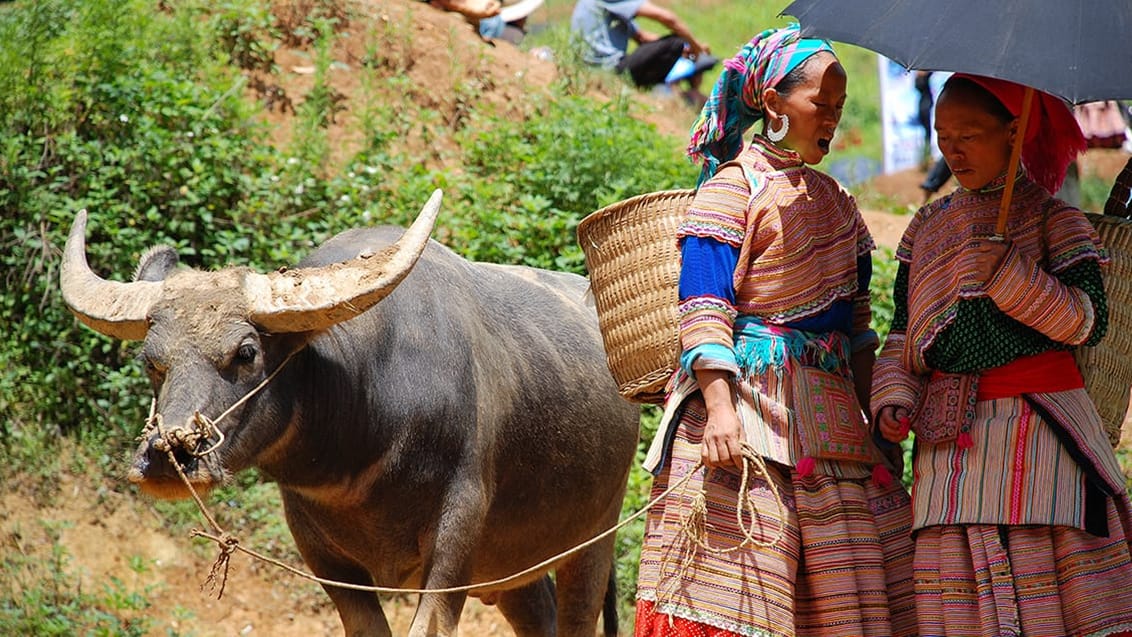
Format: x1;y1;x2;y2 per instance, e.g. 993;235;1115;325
635;600;744;637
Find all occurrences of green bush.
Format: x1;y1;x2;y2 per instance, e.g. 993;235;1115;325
0;0;277;446
454;95;694;271
870;247;897;344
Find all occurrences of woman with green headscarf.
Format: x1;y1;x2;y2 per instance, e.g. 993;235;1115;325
635;25;916;636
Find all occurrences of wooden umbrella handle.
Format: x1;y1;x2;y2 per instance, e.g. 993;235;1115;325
995;86;1035;238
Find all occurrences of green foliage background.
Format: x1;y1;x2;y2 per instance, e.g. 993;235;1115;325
1;0;1124;634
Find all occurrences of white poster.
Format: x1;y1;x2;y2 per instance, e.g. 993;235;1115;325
877;56;948;174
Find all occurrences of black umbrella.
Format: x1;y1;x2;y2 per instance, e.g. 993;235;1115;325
782;0;1132;105
782;0;1132;233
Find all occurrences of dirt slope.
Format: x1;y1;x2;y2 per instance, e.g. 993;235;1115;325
4;1;1130;636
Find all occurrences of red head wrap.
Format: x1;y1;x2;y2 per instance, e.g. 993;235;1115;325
951;74;1087;194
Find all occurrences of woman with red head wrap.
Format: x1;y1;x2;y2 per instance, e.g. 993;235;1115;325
872;74;1132;636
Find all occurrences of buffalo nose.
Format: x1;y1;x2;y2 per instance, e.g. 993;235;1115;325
134;430;197;479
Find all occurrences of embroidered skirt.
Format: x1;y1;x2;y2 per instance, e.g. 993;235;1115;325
910;393;1132;636
913;503;1132;636
635;395;918;637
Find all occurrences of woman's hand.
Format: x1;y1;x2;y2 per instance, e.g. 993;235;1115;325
876;405;912;443
962;237;1010;285
696;369;743;469
702;404;744;469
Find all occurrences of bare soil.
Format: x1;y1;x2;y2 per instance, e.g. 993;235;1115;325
4;1;1130;636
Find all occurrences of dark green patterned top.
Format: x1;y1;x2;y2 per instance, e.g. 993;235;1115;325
890;260;1108;374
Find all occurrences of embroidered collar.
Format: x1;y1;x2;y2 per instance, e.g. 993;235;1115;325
958;167;1027;195
750;135;804;170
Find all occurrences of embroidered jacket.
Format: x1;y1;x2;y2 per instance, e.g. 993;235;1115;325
871;174;1120;531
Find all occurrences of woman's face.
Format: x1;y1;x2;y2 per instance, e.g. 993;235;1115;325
934;88;1016;190
766;52;847;165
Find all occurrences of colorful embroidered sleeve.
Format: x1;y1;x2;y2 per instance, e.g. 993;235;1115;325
985;245;1107;346
674;165;750;375
985;203;1110;347
871;261;926;418
678;236;740;374
676;165;748;248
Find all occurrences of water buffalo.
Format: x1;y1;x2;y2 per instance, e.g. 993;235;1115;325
59;191;639;637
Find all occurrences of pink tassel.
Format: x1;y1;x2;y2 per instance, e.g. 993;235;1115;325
872;463;894;488
957;430;974;449
797;456;816;477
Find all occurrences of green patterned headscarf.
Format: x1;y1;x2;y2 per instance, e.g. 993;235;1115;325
688;24;834;187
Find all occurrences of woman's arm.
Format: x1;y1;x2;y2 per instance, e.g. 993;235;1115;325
849;250;879;416
677;166;750;467
679;235;743;469
695;369;744;469
871;262;926;440
981;245;1107;346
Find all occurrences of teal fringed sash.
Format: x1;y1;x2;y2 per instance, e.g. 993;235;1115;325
733;315;850;376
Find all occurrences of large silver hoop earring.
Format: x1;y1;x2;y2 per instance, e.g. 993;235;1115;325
767;114;789;143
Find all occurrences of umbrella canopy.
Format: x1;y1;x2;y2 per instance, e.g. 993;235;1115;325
782;0;1132;104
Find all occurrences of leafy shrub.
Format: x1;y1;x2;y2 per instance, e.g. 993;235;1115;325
209;0;280;72
870;247;897;344
452;95;695;271
0;0;275;446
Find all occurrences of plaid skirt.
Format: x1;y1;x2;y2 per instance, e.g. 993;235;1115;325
635;395;918;637
913;497;1132;637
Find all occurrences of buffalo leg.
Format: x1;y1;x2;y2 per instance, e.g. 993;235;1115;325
553;535;617;637
495;575;557;636
324;584;393;637
407;477;487;636
407;590;467;637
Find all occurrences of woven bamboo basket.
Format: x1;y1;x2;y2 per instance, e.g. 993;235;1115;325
1079;213;1132;447
1079;157;1132;447
577;190;690;404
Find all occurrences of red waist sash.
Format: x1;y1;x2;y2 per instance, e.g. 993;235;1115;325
975;350;1084;401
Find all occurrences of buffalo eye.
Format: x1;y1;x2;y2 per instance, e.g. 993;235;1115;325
143;356;166;387
235;343;257;364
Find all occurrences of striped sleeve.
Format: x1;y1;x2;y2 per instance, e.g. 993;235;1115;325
678;236;740;374
985;245;1104;346
871;332;925;419
673;165;750;375
677;164;749;247
871;262;925;417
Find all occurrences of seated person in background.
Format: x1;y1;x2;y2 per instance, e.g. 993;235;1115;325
478;0;544;45
570;0;717;107
430;0;501;20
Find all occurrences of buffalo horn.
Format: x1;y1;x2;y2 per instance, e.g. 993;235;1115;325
246;189;443;333
60;209;164;341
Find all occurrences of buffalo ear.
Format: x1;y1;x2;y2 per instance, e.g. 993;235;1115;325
133;246;180;282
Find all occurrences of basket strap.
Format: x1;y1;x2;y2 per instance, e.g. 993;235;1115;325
1103;157;1132;218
